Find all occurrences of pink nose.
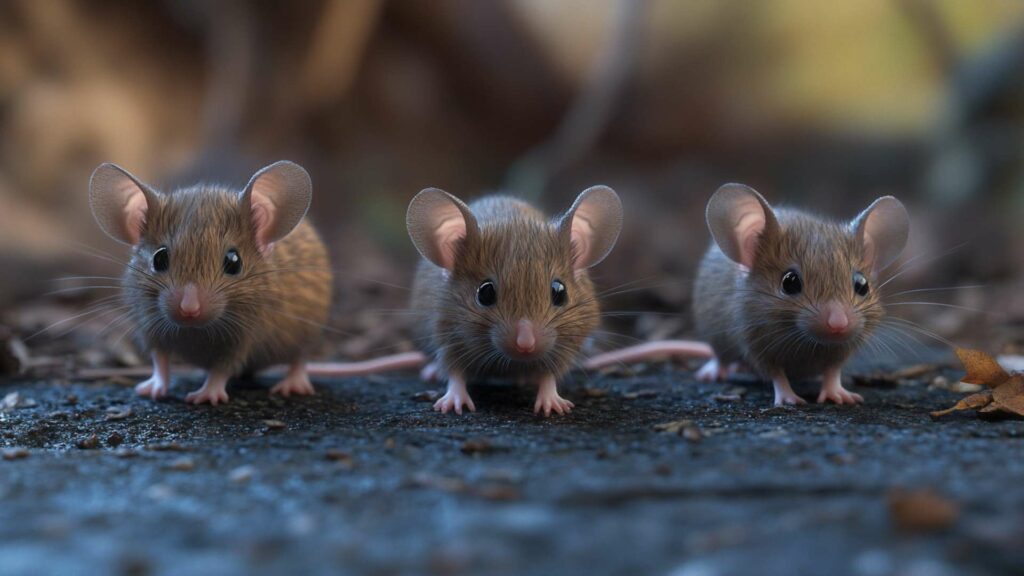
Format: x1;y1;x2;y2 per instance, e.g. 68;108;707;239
515;319;537;354
825;305;850;335
179;283;202;318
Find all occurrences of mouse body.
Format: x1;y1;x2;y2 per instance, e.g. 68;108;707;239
694;184;909;405
89;161;331;405
406;187;622;416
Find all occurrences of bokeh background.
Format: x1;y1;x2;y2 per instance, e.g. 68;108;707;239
2;0;1024;374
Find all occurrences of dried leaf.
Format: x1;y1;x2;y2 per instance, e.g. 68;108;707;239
888;488;959;533
991;378;1024;416
956;348;1010;387
930;390;993;419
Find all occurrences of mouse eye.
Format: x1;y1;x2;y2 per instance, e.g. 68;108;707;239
551;280;567;306
853;271;869;297
223;248;242;276
152;246;170;273
476;280;497;307
780;269;802;295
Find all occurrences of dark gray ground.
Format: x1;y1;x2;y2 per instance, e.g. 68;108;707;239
1;361;1023;576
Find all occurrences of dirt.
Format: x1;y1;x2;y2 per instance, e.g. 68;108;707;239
2;360;1024;576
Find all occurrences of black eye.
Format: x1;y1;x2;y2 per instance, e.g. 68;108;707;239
152;246;169;273
551;280;567;306
476;280;496;307
223;248;242;275
780;269;802;295
853;272;869;297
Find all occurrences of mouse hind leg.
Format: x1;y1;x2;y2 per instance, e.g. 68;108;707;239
135;351;171;400
695;357;740;382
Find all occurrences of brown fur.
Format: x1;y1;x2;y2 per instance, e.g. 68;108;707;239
695;209;884;380
124;184;331;374
411;196;600;380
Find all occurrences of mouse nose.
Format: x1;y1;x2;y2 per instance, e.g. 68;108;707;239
515;319;537;354
820;302;851;336
179;283;202;319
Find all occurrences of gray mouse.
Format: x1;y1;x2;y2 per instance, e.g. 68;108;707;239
585;184;909;406
89;161;331;405
314;187;622;416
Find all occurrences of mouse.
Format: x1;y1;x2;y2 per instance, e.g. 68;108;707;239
585;183;909;407
318;187;623;416
88;160;332;405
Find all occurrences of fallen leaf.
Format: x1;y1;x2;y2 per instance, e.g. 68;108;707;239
168;457;195;471
2;447;29;460
888;488;959;532
956;348;1009;387
653;420;703;442
933;348;1024;420
460;439;494;456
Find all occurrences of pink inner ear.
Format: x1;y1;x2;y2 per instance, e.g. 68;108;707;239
861;232;878;271
432;215;467;270
733;208;766;269
250;193;276;252
122;191;148;245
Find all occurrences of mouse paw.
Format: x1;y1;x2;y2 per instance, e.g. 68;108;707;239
533;388;574;417
270;368;315;398
135;376;168;400
185;377;230;406
774;389;807;406
816;386;863;405
433;389;475;415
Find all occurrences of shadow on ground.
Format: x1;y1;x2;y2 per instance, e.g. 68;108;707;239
1;362;1023;576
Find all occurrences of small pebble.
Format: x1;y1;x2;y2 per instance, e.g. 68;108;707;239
2;447;29;460
76;434;100;450
262;419;286;431
168;457;195;471
229;465;255;483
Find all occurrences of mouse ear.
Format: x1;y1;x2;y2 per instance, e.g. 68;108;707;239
240;161;312;253
557;185;623;270
407;188;479;271
850;196;909;272
89;163;161;245
705;183;777;268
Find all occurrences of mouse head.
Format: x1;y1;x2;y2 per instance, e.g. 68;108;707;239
408;187;622;376
706;183;909;347
89;161;311;329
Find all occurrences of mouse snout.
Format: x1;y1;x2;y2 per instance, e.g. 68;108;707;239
168;283;215;326
515;319;537;354
500;318;548;360
813;301;857;340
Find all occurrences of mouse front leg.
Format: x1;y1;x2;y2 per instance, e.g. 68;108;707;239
534;373;574;417
817;366;863;405
135;350;170;400
185;370;231;406
433;371;475;415
270;361;315;397
771;372;806;406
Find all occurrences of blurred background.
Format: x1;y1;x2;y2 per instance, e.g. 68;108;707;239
2;0;1024;375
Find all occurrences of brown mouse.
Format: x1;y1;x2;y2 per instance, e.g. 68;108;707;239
405;187;622;416
88;161;331;405
584;184;909;407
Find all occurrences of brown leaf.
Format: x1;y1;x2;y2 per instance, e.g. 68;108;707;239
930;390;993;419
991;377;1024;417
956;348;1010;387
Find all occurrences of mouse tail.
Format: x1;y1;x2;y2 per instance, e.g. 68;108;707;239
305;352;428;377
583;340;713;371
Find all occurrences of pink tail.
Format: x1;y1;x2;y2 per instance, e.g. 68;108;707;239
305;351;428;377
583;340;713;370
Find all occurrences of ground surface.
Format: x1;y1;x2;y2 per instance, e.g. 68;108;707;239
1;359;1023;576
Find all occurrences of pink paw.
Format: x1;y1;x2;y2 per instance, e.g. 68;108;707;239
420;361;441;383
534;390;574;417
774;389;807;406
135;377;168;400
817;386;863;405
434;390;475;415
185;386;229;406
270;374;315;397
